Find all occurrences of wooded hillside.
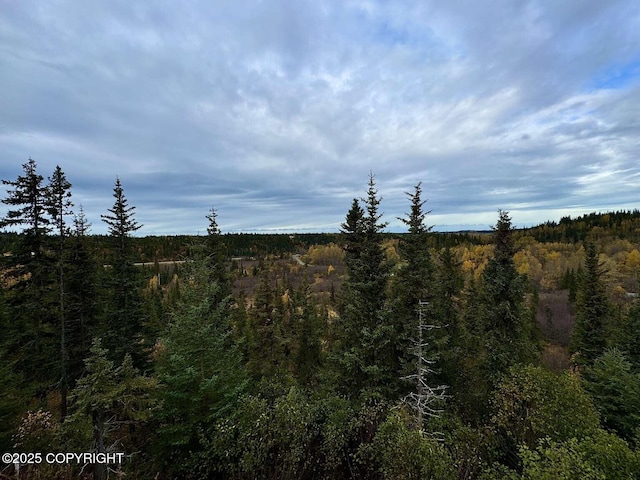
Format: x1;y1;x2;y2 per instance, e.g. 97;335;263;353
2;161;640;479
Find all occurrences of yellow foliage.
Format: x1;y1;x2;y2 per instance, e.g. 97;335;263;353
282;290;290;307
613;285;627;301
307;243;344;265
148;275;159;289
626;249;640;271
517;260;529;276
382;238;400;264
462;259;475;273
327;264;335;276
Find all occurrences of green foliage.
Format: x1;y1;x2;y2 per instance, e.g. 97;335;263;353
291;281;325;387
584;348;640;442
480;211;538;376
390;183;444;388
434;246;466;392
484;431;640;480
46;165;74;419
491;365;600;450
155;255;248;476
243;273;292;379
525;209;640;244
621;297;640;368
64;339;156;479
570;243;610;366
0;357;30;451
0;158;57;390
439;414;501;480
205;207;229;297
355;408;456;480
234;387;320;479
64;208;98;383
578;429;640;479
100;177;142;248
99;178;147;366
1;158;51;238
332;175;395;400
517;438;603;480
455;212;538;421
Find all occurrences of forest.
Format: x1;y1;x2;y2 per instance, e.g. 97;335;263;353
2;158;640;479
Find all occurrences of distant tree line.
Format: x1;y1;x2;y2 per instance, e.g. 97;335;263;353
524;209;640;243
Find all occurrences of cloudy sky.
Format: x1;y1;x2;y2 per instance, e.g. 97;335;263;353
1;1;639;235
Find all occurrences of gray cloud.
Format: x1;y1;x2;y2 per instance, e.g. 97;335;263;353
1;0;639;234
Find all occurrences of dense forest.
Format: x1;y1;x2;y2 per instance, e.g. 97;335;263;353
2;159;640;479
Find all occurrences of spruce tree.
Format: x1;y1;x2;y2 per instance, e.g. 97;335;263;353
570;243;609;366
391;183;442;388
291;279;324;386
65;207;97;386
100;178;145;366
205;207;228;300
46;165;74;419
433;245;464;391
621;297;640;369
66;339;156;480
332;174;392;400
155;255;247;475
0;159;56;389
480;211;536;377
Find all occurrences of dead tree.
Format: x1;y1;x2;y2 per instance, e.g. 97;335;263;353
402;301;448;431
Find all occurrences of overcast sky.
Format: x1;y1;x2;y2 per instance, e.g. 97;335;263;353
1;1;639;235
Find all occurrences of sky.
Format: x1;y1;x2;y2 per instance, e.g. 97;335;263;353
1;0;640;235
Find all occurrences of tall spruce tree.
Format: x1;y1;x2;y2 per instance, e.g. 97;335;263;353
480;210;536;377
100;178;145;366
65;207;97;388
570;242;609;366
205;207;228;301
391;183;442;388
46;165;74;419
0;159;56;389
332;173;392;400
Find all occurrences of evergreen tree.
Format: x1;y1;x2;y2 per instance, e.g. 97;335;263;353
291;280;324;386
570;242;609;366
0;159;56;389
433;245;465;392
341;197;365;271
390;182;442;389
101;177;142;251
244;274;290;380
584;348;640;442
480;210;536;376
331;174;393;400
155;255;247;476
65;207;97;383
434;245;463;342
621;294;640;369
66;339;156;480
100;178;146;366
205;207;228;301
46;165;74;419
